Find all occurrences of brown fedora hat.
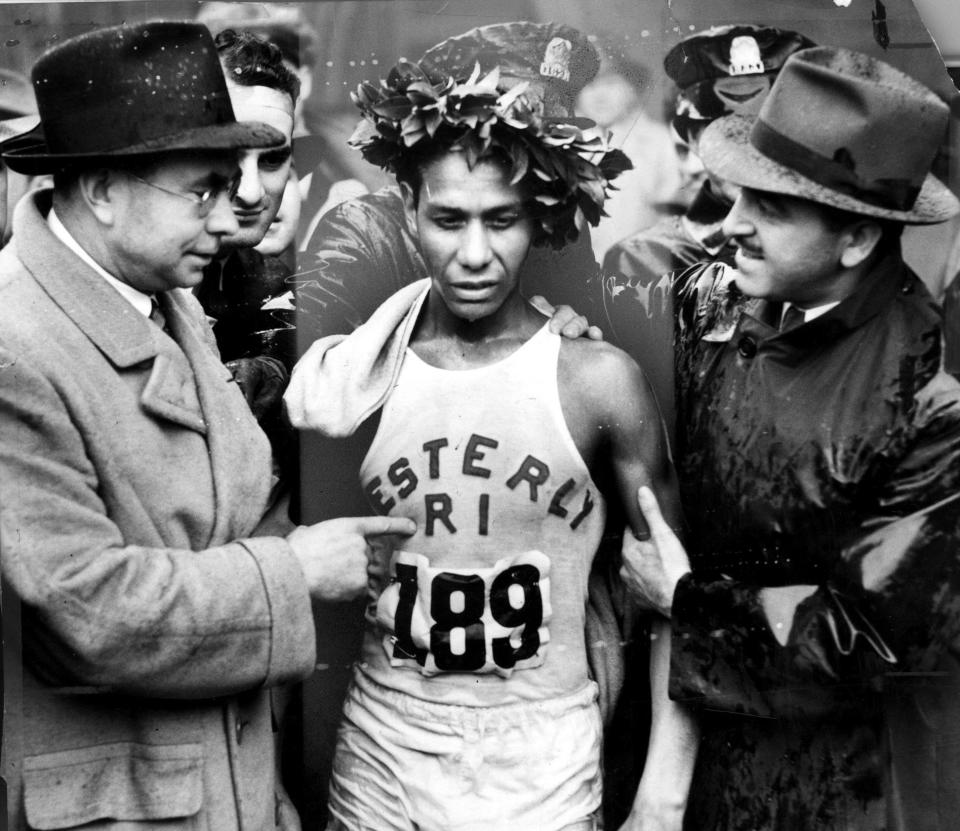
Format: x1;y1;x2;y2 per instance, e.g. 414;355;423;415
3;20;284;175
699;46;959;224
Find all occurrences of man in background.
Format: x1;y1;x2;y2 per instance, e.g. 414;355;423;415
598;25;813;435
0;68;45;246
196;2;369;253
196;29;297;366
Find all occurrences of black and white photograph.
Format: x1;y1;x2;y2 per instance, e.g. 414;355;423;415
1;1;959;829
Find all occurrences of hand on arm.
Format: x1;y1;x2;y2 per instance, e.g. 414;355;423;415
619;486;692;617
617;487;696;831
587;350;696;831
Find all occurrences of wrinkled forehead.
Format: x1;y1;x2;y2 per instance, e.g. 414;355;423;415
224;81;294;142
417;149;527;207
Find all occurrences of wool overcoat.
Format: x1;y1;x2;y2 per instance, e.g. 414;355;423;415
0;191;316;831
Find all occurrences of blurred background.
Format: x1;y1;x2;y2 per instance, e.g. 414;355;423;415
0;0;956;289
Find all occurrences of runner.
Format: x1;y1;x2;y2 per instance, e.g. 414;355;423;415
286;22;696;831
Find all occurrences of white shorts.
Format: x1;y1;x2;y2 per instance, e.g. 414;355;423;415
326;669;602;831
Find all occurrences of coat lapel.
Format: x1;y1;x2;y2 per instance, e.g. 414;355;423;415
17;198;158;370
15;191;208;434
163;287;272;545
139;353;208;434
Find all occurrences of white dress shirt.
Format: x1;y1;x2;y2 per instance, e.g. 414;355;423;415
48;207;154;318
782;299;841;325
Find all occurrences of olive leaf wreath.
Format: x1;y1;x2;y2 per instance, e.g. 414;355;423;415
349;59;632;248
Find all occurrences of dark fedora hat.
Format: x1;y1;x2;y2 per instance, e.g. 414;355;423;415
0;67;39;145
699;46;960;224
3;20;284;175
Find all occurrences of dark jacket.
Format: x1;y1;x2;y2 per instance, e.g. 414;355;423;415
196;247;294;363
670;249;960;830
598;180;735;438
195;248;295;445
291;185;600;357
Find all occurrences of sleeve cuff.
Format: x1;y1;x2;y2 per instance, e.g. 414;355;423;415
669;572;775;716
240;536;316;687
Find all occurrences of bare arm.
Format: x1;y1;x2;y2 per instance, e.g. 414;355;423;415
559;341;697;830
621;495;698;831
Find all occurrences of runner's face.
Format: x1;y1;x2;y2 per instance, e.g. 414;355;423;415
405;151;534;323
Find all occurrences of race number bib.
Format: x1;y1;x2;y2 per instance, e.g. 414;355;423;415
376;550;553;677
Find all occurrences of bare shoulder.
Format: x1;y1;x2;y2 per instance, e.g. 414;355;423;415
557;335;663;450
559;336;655;405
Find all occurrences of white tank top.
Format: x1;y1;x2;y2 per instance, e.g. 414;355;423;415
358;323;607;706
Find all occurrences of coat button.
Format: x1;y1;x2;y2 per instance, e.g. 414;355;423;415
737;336;757;358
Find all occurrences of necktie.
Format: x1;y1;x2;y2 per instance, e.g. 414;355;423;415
780;304;806;332
149;297;168;334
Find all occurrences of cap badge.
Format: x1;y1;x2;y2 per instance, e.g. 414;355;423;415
727;35;765;76
540;37;572;82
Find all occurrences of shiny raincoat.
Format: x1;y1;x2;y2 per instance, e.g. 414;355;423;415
669;249;960;830
597;179;734;438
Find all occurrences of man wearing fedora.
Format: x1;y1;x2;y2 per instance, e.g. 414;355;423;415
195;27;301;431
0;21;415;830
596;25;814;437
617;46;960;829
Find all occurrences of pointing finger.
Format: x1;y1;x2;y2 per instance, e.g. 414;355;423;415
353;515;417;538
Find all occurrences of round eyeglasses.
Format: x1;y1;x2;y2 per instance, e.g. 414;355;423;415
125;172;241;218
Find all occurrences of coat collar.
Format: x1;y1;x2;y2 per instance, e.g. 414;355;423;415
11;189;223;435
12;189;160;369
705;246;916;352
747;247;912;349
681;180;734;256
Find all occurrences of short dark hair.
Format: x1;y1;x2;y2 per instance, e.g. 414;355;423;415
214;29;300;106
817;201;905;255
393;136;570;249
